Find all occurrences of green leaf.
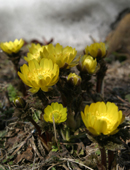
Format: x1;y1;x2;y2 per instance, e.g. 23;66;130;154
7;84;18;102
51;168;56;170
78;149;84;156
0;130;7;138
8;161;13;165
52;145;58;152
2;159;7;163
32;110;41;122
95;149;100;155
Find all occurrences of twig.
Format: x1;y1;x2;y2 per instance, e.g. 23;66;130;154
7;164;12;170
89;35;97;43
116;95;130;106
62;164;70;170
67;161;73;170
47;162;65;170
60;158;94;170
32;152;36;170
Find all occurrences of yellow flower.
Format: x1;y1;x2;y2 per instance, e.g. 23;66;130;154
24;43;44;62
81;102;125;136
44;102;67;123
85;42;106;58
67;73;81;86
18;58;59;93
81;55;98;74
41;43;79;68
0;39;24;54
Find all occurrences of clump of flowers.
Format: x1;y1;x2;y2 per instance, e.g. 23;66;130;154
41;43;79;69
18;58;59;93
81;55;98;74
85;42;106;58
43;102;67;123
0;39;24;54
67;73;81;86
24;43;44;62
5;39;128;169
81;102;125;136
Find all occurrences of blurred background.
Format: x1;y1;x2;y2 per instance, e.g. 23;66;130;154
0;0;129;51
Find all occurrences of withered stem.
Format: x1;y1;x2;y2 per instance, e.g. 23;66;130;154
27;115;50;152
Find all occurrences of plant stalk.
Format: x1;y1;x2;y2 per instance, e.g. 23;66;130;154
100;147;107;168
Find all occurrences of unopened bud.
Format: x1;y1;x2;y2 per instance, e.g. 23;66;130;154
13;97;26;108
81;55;99;74
67;73;81;86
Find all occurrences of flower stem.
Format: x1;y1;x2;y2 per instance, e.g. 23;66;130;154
96;75;104;94
96;60;107;95
100;147;107;168
108;150;115;170
37;89;49;108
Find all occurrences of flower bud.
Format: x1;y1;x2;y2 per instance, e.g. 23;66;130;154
81;55;98;74
67;73;81;86
13;97;26;108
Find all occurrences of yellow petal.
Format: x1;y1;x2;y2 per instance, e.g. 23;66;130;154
29;87;39;93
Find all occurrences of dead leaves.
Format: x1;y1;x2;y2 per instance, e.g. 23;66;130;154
14;146;33;164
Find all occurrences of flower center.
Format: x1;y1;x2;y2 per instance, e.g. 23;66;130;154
95;111;112;129
27;68;52;83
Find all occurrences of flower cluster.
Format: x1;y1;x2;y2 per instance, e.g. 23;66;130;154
3;39;124;137
1;36;128;170
24;43;79;69
18;42;81;93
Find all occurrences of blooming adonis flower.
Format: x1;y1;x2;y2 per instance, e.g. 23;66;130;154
67;73;81;86
18;58;59;93
41;43;79;69
0;39;24;55
24;43;44;62
81;102;125;136
43;102;67;123
85;42;106;58
81;55;98;74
